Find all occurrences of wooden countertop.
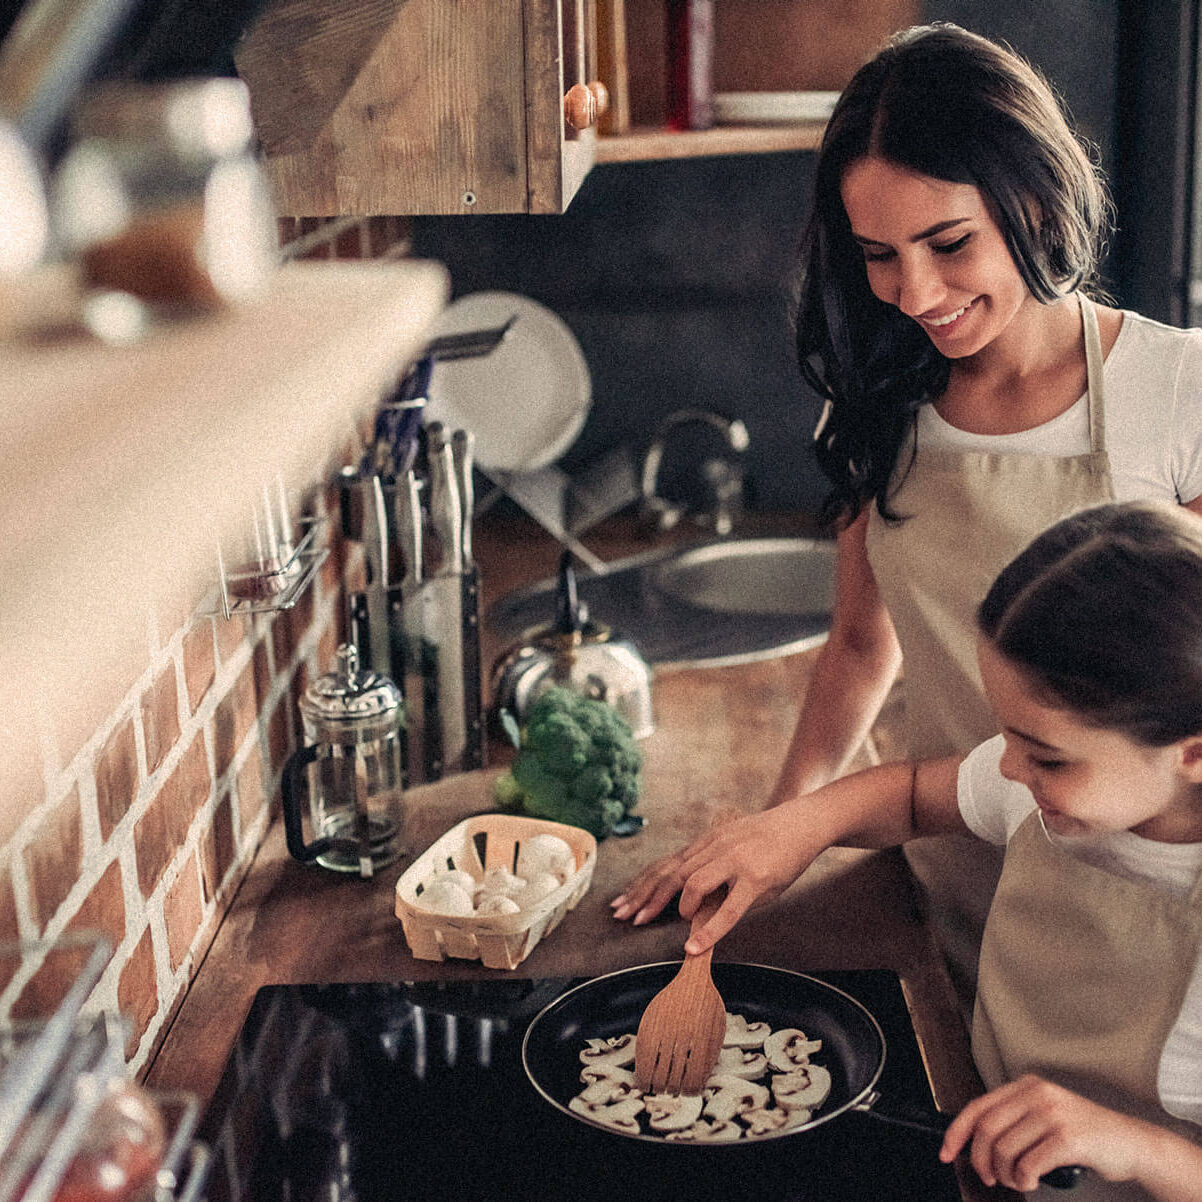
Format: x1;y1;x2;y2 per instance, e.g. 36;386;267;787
144;510;1014;1201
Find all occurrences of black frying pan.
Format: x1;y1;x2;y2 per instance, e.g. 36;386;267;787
521;961;1084;1189
522;962;885;1145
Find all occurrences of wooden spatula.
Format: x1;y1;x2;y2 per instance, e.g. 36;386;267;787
634;889;727;1095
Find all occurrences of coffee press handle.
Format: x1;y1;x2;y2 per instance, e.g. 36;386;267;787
282;743;324;863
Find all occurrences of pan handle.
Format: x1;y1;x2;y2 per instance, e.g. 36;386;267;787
850;1097;1086;1190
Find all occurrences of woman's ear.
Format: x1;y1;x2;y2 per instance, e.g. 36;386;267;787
1176;735;1202;782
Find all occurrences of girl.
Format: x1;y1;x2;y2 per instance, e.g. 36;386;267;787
616;24;1202;1009
619;502;1202;1201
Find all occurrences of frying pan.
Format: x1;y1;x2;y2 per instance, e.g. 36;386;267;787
522;962;885;1145
521;962;1084;1189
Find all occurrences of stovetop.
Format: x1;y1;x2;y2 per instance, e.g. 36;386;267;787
199;969;961;1202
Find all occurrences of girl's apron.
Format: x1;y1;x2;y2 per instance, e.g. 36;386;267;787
973;811;1202;1200
865;295;1115;1005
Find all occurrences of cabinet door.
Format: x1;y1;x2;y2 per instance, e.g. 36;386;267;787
236;0;596;216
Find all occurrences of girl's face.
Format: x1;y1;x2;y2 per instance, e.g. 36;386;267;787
977;639;1202;844
840;156;1036;360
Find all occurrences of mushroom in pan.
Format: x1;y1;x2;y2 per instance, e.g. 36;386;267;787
714;1045;769;1080
578;1075;641;1107
569;1094;644;1133
665;1118;744;1143
703;1075;770;1123
579;1062;638;1088
763;1028;823;1071
771;1065;832;1111
741;1107;789;1137
580;1034;637;1069
723;1012;770;1049
644;1093;705;1132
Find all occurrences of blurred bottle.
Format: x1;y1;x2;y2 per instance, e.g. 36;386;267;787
666;0;713;131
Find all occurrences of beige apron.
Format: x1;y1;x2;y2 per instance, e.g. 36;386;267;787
973;811;1202;1201
865;294;1115;1005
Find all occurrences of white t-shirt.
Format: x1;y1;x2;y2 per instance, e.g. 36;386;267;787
919;309;1202;506
958;734;1202;1126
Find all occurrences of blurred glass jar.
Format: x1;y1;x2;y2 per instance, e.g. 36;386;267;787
50;77;278;313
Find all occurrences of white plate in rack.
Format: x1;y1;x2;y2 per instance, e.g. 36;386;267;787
713;90;841;124
426;291;592;473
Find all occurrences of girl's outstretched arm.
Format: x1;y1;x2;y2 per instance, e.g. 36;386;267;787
612;756;964;951
941;1075;1202;1199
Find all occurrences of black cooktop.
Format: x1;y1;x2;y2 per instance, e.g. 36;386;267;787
199;969;961;1202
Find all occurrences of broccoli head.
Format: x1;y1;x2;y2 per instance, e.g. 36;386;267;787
493;687;644;838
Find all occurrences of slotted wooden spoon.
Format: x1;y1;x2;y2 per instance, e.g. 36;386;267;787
634;889;728;1095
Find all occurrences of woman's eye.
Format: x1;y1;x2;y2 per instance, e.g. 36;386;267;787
933;233;971;255
1032;758;1067;772
859;246;894;263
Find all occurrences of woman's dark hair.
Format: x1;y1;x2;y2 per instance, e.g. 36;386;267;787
797;23;1111;526
978;503;1202;746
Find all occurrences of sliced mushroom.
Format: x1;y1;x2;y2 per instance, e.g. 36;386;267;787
665;1118;744;1142
644;1093;705;1132
703;1075;770;1123
723;1012;770;1049
763;1028;823;1071
578;1075;641;1107
781;1106;813;1130
714;1045;769;1080
579;1034;637;1069
569;1094;644;1133
579;1063;637;1089
741;1107;789;1137
771;1065;831;1111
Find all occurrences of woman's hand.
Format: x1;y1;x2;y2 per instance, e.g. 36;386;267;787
940;1075;1202;1198
610;807;821;952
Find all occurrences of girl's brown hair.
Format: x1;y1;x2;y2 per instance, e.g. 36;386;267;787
978;503;1202;746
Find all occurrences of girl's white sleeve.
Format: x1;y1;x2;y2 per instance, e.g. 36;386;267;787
956;734;1037;845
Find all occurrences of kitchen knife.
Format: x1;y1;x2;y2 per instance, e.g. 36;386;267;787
424;422;467;777
452;427;485;771
339;471;392;681
392;469;431;786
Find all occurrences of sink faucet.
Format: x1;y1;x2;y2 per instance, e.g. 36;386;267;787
640;408;750;537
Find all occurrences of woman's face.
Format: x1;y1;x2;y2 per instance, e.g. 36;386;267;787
977;639;1202;844
840;156;1037;359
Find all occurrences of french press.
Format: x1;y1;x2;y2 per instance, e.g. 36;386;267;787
282;644;407;878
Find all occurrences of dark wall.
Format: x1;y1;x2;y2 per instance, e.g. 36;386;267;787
413;3;1127;517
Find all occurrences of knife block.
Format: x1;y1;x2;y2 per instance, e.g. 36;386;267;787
340;463;485;788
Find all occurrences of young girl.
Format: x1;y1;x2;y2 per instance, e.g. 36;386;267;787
620;22;1202;1011
616;502;1202;1201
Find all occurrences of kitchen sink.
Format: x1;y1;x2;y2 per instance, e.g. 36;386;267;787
486;536;837;669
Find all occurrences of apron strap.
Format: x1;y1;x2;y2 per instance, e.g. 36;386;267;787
1079;293;1106;453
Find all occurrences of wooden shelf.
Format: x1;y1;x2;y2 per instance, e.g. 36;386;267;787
595;120;826;163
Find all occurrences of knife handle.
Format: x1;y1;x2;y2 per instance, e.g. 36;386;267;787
426;422;462;575
451;428;474;566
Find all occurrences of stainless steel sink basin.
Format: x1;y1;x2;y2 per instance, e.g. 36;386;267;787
486;537;836;668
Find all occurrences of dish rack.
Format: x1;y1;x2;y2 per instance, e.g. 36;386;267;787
394;814;597;970
0;934;211;1202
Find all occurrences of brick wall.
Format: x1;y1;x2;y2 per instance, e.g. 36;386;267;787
0;216;411;1075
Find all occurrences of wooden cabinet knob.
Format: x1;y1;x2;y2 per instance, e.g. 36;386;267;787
588;80;610;118
564;82;596;130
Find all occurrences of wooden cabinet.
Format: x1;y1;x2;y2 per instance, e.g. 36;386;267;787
234;0;601;217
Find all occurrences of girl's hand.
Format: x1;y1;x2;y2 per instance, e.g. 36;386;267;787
940;1075;1156;1193
610;808;820;952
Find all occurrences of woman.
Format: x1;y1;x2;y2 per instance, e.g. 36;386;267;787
613;24;1202;1008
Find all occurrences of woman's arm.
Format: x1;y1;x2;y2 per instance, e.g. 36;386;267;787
941;1075;1202;1200
768;508;903;805
613;755;965;951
